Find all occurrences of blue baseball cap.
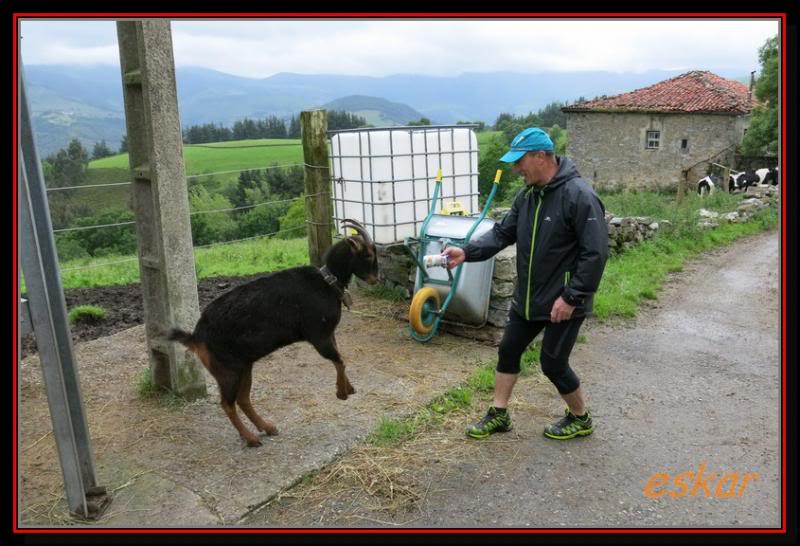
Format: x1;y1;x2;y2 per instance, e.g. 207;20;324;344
499;127;554;163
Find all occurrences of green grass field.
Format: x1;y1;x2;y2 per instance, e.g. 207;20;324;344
89;138;304;173
47;236;309;291
78;138;305;216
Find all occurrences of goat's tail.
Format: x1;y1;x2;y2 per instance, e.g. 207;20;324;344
167;328;196;348
167;328;212;371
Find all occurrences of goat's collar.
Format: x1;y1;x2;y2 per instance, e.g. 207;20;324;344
319;265;353;309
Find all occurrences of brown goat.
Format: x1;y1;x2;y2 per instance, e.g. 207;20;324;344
168;219;378;447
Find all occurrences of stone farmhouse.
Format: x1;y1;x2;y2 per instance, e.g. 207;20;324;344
562;71;757;191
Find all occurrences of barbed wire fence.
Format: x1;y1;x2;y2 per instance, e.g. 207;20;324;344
45;157;336;275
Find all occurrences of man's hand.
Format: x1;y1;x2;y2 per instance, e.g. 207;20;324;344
441;246;466;270
550;296;575;323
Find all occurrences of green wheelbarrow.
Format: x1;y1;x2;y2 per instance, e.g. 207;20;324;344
405;169;503;342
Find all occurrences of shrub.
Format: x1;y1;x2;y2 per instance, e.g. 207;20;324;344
188;186;238;245
55;235;90;261
276;194;307;238
70;209;138;257
68;305;106;324
236;201;291;238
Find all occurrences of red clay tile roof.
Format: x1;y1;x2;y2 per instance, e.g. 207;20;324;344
562;71;757;114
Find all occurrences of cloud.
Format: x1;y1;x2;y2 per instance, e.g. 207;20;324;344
19;18;779;77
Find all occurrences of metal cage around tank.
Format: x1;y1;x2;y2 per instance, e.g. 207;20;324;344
327;125;481;245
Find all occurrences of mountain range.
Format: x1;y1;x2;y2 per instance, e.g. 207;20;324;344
22;64;746;156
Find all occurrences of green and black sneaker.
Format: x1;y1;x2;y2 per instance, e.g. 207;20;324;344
543;408;594;440
466;406;513;439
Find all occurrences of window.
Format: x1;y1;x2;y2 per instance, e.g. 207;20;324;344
646;130;660;149
681;139;688;150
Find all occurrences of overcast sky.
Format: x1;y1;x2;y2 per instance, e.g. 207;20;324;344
19;18;779;78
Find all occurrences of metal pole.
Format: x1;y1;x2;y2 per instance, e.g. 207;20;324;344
18;62;110;519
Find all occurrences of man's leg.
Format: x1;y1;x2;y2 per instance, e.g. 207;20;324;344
494;308;545;407
466;309;544;439
493;371;519;409
561;385;586;417
540;316;594;440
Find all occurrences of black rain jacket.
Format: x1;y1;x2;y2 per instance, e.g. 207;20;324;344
464;156;609;321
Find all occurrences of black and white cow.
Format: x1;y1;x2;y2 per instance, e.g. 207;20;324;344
697;175;720;196
729;169;759;192
755;166;780;186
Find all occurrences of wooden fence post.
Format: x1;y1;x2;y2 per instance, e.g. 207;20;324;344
301;110;333;267
677;170;687;204
721;166;731;193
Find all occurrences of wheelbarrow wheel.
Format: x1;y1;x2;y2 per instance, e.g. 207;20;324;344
409;287;441;336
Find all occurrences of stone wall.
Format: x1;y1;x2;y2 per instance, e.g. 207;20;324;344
605;214;663;254
696;185;779;229
565;111;746;192
376;244;417;297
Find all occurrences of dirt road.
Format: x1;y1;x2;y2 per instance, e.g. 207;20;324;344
242;230;782;528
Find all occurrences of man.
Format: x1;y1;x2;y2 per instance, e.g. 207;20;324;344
442;127;608;440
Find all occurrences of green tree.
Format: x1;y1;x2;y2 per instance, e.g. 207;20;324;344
188;187;238;245
288;115;301;138
326;110;369;131
537;101;566;128
478;133;517;206
264;165;304;198
741;34;779;156
228;169;266;209
277;194;307;239
42;138;90;228
119;135;128;154
236;201;290;238
408;117;432;126
92;140;113;160
549;124;568;155
457;120;486;131
494;112;543;143
70;209;138;257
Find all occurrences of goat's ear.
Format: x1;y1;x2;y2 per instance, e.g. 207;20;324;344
346;237;363;253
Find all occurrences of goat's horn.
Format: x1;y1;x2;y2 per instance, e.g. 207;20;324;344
341;219;373;246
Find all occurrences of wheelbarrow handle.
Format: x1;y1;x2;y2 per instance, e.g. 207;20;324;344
464;170;503;242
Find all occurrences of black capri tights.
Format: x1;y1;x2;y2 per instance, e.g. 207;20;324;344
497;307;585;394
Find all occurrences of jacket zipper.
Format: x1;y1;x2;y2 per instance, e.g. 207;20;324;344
525;191;544;320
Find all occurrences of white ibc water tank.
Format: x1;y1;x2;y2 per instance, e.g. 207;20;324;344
329;126;480;244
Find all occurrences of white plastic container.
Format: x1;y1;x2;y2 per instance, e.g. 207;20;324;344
329;126;480;244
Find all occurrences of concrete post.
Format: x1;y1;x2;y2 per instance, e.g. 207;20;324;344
301;110;333;267
116;20;205;398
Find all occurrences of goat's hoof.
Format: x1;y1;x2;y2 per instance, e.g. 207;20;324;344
346;383;356;395
258;420;279;436
336;390;348;400
245;437;263;447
